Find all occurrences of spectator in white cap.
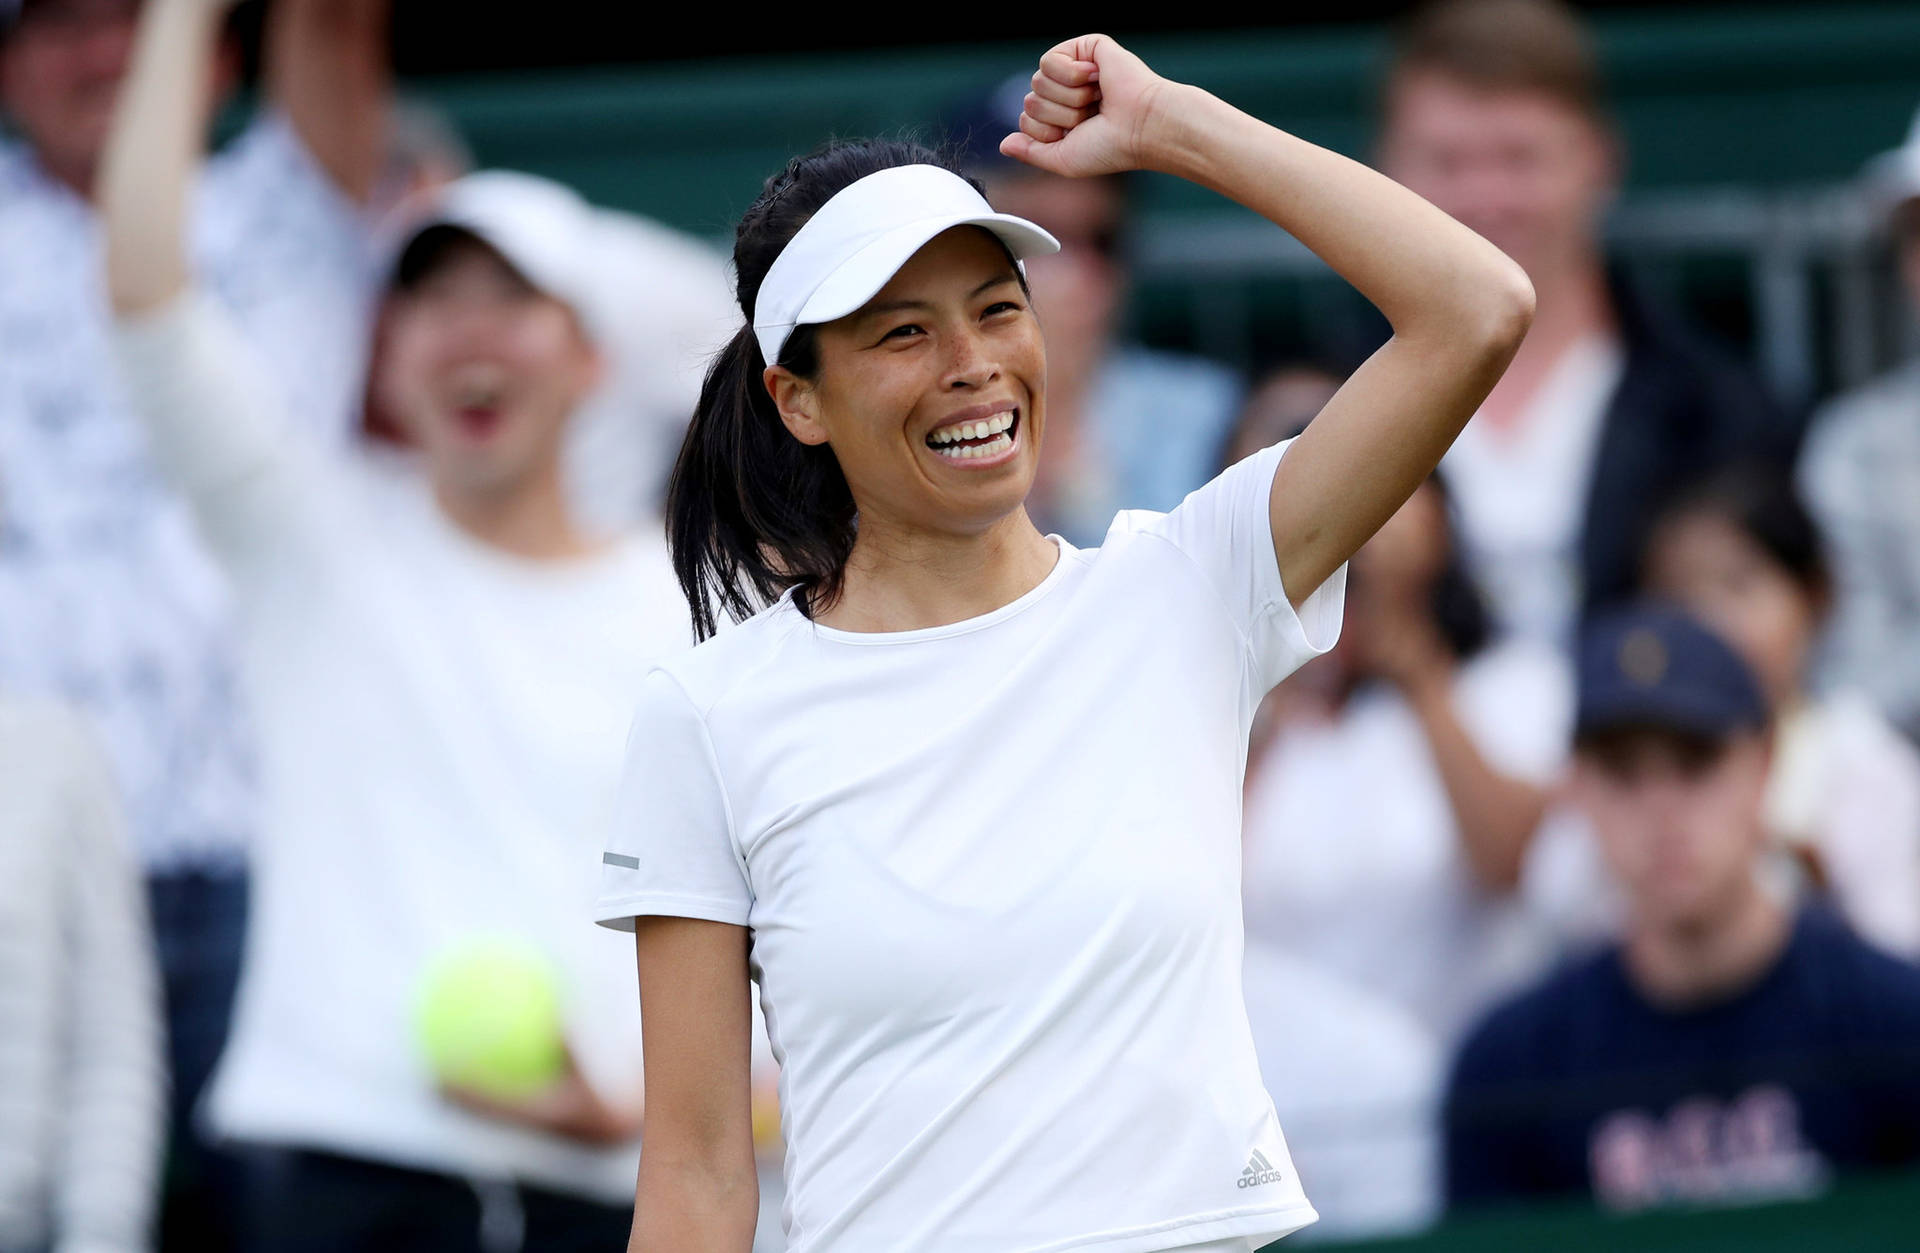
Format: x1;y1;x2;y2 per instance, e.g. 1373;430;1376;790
358;98;737;535
0;0;387;1248
96;1;692;1247
1799;102;1920;746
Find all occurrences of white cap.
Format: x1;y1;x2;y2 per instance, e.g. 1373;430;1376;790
751;164;1059;366
388;170;615;345
1865;104;1920;219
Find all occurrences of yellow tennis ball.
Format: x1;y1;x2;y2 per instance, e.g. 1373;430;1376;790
415;937;566;1101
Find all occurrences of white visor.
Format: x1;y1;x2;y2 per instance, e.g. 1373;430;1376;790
751;164;1060;366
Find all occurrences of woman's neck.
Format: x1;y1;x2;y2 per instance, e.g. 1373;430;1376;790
433;462;600;562
816;508;1060;633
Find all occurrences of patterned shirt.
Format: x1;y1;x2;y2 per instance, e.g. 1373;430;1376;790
0;115;372;870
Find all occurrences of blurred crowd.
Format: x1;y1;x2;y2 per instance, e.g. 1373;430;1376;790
4;0;1920;1251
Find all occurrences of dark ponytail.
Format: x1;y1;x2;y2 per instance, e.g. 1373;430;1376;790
667;138;988;640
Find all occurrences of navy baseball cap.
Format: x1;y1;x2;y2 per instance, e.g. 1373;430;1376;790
1574;603;1770;742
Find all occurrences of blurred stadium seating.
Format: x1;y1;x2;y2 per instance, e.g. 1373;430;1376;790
410;3;1920;406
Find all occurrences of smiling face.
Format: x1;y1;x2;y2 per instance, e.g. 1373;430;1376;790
377;233;603;502
767;226;1046;540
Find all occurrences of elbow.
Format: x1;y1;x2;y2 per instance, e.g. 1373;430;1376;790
1466;260;1536;364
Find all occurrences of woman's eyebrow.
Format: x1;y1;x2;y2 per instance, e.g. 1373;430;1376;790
861;273;1022;319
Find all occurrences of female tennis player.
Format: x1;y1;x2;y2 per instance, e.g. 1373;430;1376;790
596;33;1534;1253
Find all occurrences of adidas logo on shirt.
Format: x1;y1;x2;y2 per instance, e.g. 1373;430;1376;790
1238;1148;1284;1189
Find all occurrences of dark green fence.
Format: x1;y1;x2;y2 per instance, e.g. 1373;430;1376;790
413;5;1920;238
1263;1167;1920;1252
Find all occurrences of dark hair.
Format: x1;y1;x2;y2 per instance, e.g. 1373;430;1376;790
391;224;504;291
1644;462;1833;609
1388;0;1607;125
1422;470;1494;662
667;138;995;641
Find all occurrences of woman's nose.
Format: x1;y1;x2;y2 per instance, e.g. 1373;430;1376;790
942;326;999;390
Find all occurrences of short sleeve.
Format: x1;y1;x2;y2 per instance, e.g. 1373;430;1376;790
1129;438;1346;694
595;669;752;932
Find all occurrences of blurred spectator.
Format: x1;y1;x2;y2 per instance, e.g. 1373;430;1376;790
0;0;387;1248
1525;465;1920;958
1378;0;1795;649
1643;465;1920;957
361;98;736;531
0;698;165;1253
1447;605;1920;1213
1241;940;1442;1242
944;76;1241;546
1800;104;1920;744
1241;375;1572;1045
99;2;688;1246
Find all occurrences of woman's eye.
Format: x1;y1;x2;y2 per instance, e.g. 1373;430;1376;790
984;301;1023;318
880;323;925;343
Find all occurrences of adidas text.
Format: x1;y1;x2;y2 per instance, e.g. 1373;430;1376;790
1238;1149;1284;1189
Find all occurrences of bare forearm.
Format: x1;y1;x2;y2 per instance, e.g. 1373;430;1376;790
1141;88;1532;603
100;0;226;315
629;1154;759;1253
1405;678;1546;892
1144;85;1532;348
266;0;391;203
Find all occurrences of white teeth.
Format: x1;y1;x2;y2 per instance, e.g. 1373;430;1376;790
928;411;1017;446
932;432;1014;462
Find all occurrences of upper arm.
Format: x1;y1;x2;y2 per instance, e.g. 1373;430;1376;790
1269;305;1528;608
631;917;758;1247
634;917;754;1140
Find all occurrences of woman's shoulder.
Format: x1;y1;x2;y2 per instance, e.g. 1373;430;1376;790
650;595;812;719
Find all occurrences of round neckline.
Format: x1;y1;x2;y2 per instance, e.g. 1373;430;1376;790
794;537;1074;645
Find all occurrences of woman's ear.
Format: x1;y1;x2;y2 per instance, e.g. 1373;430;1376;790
765;365;830;447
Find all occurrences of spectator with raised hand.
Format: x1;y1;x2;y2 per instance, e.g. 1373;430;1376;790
1378;0;1794;650
1800;105;1920;746
1446;606;1920;1213
0;0;387;1246
99;0;691;1247
0;699;165;1253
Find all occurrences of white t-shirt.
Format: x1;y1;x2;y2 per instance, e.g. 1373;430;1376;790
1442;334;1624;650
111;295;690;1200
597;441;1344;1253
1239;942;1440;1244
1241;642;1573;1046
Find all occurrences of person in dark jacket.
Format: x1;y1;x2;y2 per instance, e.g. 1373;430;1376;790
1378;0;1796;649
